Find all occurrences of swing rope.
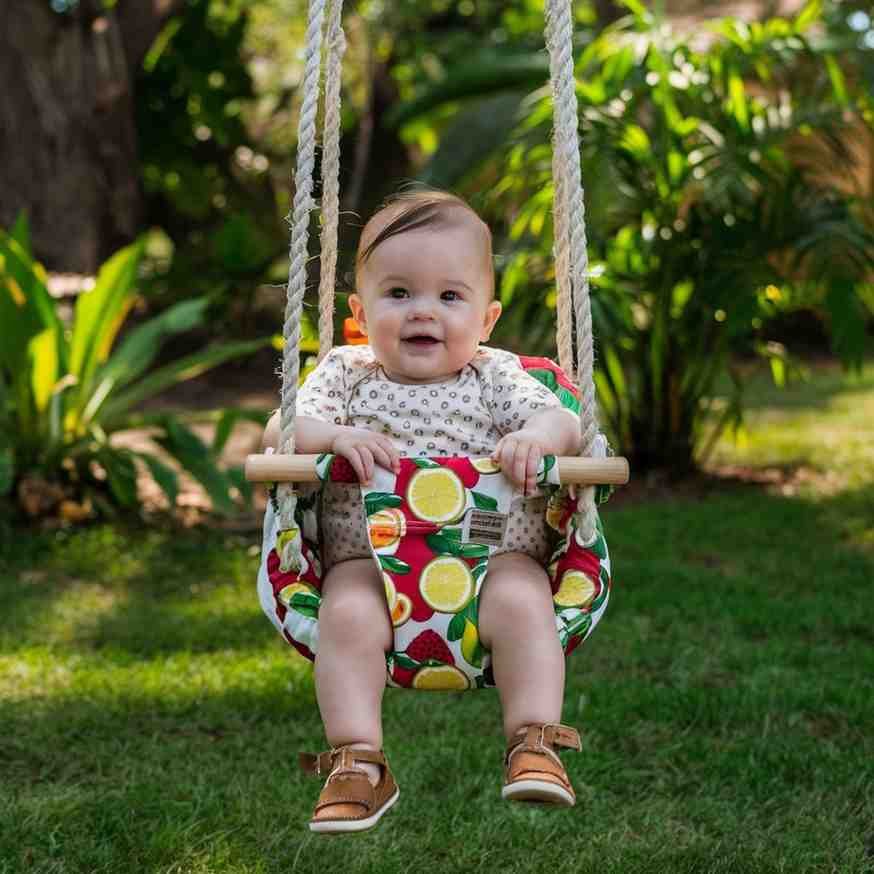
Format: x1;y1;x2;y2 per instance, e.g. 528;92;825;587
317;0;346;362
277;0;599;541
545;0;598;542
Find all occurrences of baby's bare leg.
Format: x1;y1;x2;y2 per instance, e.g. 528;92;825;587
313;558;392;798
478;552;565;741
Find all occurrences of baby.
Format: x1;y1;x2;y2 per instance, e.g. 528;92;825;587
264;189;585;833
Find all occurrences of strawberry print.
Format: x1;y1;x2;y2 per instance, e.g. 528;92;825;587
405;629;455;665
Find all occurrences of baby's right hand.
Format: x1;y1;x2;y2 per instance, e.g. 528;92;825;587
331;428;401;485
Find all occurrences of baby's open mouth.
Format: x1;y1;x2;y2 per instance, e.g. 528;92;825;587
403;335;440;345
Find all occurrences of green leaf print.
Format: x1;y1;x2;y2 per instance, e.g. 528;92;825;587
467;597;478;623
379;555;411;575
426;532;488;560
589;533;608;560
471;561;489;581
412;458;440;469
564;611;592;639
291;604;320;620
528;368;558;392
289;592;320;612
470;491;498;511
457;543;489;559
393;653;419;670
364;492;403;517
447;610;467;642
289;597;320;620
426;532;456;555
556;386;581;414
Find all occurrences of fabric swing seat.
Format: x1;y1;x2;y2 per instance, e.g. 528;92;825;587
257;355;613;691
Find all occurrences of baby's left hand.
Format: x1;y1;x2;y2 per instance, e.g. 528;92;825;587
491;429;553;497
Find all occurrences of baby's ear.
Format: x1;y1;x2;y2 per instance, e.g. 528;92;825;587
479;299;502;341
262;410;280;450
348;293;367;333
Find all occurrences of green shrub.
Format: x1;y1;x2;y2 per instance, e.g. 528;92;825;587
501;4;874;472
0;215;267;517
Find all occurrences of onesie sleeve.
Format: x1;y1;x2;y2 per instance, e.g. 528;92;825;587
482;349;568;436
296;347;348;425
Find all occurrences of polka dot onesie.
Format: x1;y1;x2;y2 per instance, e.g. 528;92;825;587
296;344;574;570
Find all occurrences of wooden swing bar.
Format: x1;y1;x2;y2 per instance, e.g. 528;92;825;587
244;453;630;485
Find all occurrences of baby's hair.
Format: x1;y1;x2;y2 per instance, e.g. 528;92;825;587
356;188;494;296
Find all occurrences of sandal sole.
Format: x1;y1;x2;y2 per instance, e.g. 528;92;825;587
309;787;400;834
502;779;574;806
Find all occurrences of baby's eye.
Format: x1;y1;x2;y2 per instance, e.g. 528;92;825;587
441;290;462;302
388;287;408;299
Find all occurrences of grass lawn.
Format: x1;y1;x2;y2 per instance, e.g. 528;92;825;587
1;364;872;874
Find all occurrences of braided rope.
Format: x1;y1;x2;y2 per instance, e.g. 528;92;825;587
317;0;346;362
552;129;575;381
545;0;598;541
279;0;327;527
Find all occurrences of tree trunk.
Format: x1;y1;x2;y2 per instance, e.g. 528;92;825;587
0;0;182;273
593;0;624;26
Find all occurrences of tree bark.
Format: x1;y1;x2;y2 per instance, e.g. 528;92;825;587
593;0;624;26
0;0;183;273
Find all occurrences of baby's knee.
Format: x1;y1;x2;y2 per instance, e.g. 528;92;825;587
488;552;551;593
479;553;554;642
319;561;392;645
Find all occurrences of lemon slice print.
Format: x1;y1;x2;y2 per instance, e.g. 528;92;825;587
419;556;475;613
471;457;501;474
383;572;397;611
277;528;299;552
277;581;316;608
412;665;470;691
391;593;412;627
368;507;407;549
546;495;566;531
553;569;597;609
406;467;466;523
460;618;483;667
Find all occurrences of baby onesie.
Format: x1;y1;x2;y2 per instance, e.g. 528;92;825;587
296;344;574;569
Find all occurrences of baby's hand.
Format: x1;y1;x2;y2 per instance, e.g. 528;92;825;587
332;427;400;484
491;429;553;497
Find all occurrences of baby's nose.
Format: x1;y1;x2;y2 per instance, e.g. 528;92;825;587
409;301;436;319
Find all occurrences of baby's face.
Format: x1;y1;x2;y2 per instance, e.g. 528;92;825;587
349;216;502;385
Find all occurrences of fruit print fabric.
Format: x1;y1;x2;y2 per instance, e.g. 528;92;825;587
256;357;613;690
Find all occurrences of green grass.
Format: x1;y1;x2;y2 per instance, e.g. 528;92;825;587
2;365;873;873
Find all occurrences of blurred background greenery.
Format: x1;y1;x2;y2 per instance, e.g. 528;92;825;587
1;0;873;516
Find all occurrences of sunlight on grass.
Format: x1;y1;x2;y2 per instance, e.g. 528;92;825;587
711;362;874;509
0;648;313;706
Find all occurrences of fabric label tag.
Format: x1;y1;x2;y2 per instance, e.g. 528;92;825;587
462;508;508;548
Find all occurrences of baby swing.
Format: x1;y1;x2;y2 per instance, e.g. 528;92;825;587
246;0;629;691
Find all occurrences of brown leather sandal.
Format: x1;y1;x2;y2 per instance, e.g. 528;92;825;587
299;745;399;834
502;723;581;806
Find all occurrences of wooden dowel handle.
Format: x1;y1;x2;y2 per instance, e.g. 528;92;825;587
245;454;629;485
